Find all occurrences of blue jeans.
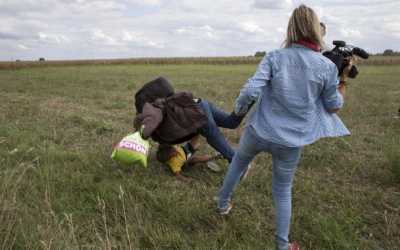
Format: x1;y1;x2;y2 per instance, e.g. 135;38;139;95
218;126;302;250
198;100;244;162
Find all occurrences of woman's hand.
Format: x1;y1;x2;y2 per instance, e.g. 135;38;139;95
340;56;355;83
337;56;355;99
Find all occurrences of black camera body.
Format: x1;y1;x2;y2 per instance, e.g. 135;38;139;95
323;40;369;79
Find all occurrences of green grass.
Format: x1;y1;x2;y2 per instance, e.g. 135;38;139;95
0;64;399;249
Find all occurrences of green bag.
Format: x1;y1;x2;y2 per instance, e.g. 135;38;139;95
111;130;150;168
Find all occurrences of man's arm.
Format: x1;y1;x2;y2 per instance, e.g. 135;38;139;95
133;103;163;139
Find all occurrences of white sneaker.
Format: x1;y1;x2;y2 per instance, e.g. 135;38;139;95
217;202;233;215
206;161;222;172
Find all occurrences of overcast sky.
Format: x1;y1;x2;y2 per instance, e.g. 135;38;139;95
1;0;399;61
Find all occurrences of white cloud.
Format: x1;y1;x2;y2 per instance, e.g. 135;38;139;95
121;30;164;48
239;22;264;33
87;29;164;49
38;32;70;44
339;28;362;39
174;25;219;41
121;30;138;42
277;27;285;34
0;0;399;60
17;44;30;50
253;0;292;9
383;22;400;38
91;29;119;46
125;0;162;6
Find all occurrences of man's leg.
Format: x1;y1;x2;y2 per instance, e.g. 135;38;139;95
198;101;235;162
205;100;245;129
183;135;214;165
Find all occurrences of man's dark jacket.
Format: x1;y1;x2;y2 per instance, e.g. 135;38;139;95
134;92;208;144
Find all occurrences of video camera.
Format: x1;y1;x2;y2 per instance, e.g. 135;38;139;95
323;40;369;79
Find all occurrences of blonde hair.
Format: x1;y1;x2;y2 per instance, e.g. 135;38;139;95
284;5;323;48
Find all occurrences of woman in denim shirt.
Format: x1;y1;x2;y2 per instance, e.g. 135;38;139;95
217;5;352;250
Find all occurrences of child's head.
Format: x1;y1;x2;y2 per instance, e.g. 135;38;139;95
156;144;178;163
156;144;186;174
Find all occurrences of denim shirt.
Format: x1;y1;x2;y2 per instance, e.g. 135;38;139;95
235;44;350;147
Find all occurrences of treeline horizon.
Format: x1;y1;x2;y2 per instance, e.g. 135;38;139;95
1;54;400;70
3;48;400;63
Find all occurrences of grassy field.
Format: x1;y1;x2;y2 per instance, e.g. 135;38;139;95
0;63;399;249
1;55;399;70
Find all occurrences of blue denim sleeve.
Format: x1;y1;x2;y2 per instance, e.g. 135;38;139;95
322;65;343;111
235;54;272;114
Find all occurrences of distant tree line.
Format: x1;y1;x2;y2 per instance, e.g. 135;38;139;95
380;49;400;56
254;51;266;57
254;49;400;57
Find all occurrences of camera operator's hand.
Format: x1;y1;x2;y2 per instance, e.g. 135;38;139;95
337;56;355;98
340;56;355;83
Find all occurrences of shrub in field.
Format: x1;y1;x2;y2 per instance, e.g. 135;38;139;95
254;51;266;57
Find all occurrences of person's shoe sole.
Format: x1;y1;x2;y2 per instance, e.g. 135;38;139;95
241;163;252;180
206;161;222;172
218;203;233;215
